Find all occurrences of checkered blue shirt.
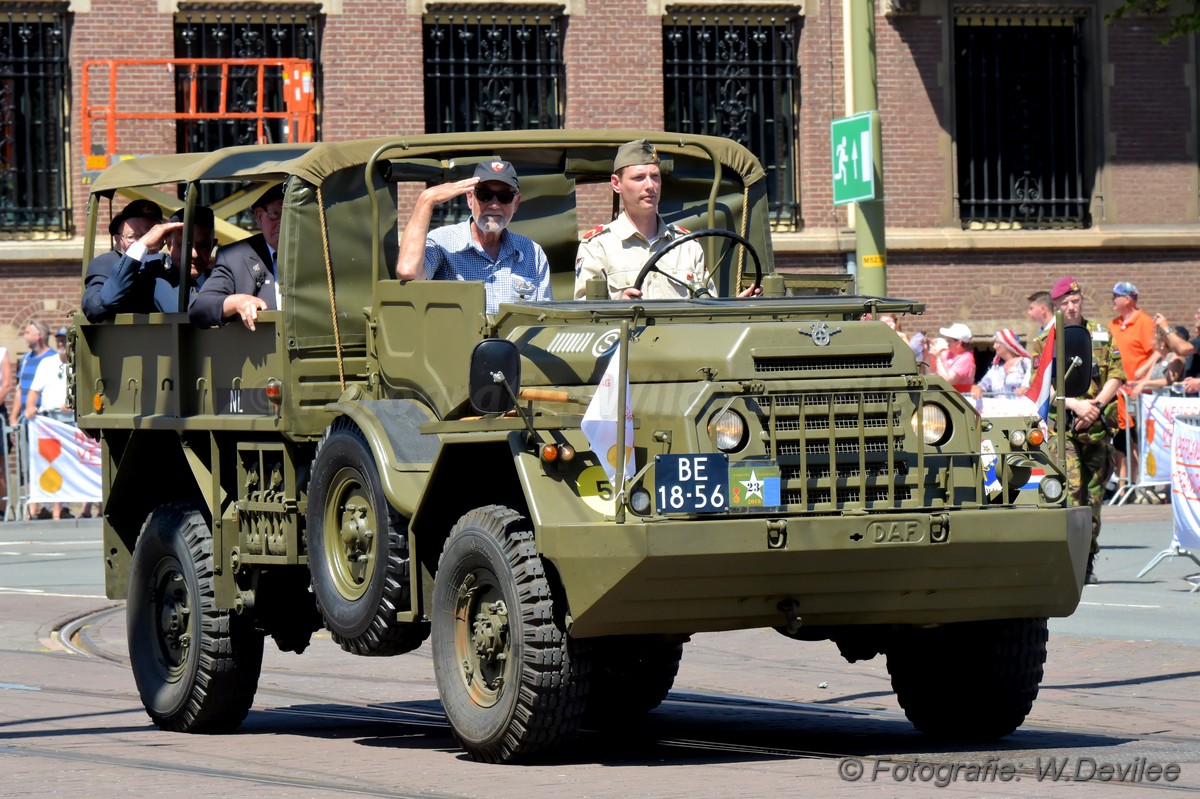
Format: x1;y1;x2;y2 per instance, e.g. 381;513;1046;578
425;220;552;314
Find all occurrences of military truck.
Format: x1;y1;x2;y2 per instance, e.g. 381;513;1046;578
73;131;1091;763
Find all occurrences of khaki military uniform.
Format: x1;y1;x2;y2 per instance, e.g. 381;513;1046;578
574;212;712;300
1047;320;1125;558
1030;324;1052;365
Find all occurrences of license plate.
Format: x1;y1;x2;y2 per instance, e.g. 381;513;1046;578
655;454;729;513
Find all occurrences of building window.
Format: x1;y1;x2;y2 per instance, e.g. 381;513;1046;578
954;12;1089;229
0;9;70;239
424;11;566;133
175;7;322;154
663;12;800;231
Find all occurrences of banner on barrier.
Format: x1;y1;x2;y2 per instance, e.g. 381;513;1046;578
1171;415;1200;549
27;415;102;503
1139;395;1200;485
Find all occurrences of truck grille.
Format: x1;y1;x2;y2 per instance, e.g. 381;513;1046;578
753;390;940;511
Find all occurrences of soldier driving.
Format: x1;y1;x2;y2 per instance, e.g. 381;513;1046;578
573;139;760;300
1048;276;1124;585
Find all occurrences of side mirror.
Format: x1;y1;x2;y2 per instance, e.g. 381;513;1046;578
1057;324;1093;398
468;339;521;414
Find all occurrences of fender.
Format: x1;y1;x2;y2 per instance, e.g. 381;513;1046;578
326;398;442;519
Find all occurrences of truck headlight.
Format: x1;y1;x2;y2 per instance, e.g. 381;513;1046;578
911;404;950;445
1040;476;1065;502
709;410;747;453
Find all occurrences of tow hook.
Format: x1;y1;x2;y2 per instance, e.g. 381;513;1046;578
766;519;787;549
930;513;950;544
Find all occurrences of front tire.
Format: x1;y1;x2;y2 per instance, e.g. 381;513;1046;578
126;501;263;733
432;505;589;763
306;420;429;656
886;617;1048;740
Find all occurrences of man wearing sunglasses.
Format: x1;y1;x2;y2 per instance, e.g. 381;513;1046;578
395;160;551;314
574;139;761;301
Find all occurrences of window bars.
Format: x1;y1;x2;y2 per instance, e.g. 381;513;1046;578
954;14;1090;229
663;13;801;231
0;9;70;238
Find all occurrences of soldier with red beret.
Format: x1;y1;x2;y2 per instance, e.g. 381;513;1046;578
1046;276;1125;584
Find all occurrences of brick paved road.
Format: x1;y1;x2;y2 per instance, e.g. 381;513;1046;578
2;505;1198;797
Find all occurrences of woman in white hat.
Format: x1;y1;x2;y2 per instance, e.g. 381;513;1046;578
935;322;976;392
970;328;1032;399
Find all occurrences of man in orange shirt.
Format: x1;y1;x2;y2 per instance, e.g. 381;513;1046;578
1108;281;1155;492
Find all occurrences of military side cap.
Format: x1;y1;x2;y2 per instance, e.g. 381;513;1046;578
170;205;215;229
614;139;660;171
1051;276;1082;301
252;183;285;209
108;199;163;236
473;159;520;190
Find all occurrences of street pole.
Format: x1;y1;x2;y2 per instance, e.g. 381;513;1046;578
847;0;887;296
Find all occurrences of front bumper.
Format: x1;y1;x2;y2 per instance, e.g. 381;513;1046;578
538;505;1091;638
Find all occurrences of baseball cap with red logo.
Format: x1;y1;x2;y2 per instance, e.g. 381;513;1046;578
473;159;520;190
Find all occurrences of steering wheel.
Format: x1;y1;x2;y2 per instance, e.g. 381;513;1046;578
632;228;762;299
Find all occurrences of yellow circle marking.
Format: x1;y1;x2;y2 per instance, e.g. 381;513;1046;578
576;464;616;515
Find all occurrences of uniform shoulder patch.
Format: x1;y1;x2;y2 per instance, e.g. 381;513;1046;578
581;224;605;241
674;224;691;235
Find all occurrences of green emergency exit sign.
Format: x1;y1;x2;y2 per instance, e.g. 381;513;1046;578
831;111;880;205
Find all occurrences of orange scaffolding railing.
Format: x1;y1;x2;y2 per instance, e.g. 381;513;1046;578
81;58;317;172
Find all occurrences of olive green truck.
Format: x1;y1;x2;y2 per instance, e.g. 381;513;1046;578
72;131;1091;763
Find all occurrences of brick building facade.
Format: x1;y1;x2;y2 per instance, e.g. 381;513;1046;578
1;0;1197;361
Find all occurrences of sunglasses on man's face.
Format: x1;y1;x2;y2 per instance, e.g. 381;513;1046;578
474;187;516;204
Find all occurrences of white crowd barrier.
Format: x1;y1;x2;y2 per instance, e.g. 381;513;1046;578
1138;413;1200;586
27;415;102;504
1110;393;1200;505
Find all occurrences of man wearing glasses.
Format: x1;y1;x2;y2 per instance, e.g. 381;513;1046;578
190;184;284;330
82;199;167;322
395;160;552;314
83;204;217;322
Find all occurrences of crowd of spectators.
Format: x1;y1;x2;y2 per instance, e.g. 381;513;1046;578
897;277;1194;514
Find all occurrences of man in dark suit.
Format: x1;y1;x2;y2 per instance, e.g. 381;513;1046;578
82;199;167;322
82;203;217;320
189;184;283;331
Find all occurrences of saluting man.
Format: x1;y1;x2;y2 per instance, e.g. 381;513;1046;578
574;139;758;300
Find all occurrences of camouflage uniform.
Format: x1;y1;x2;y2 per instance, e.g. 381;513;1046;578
1047;320;1124;558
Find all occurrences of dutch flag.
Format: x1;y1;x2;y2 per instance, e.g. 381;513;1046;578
1021;468;1046;491
1023;323;1056;421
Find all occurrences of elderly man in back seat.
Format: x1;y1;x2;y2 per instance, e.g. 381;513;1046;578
394;159;552;314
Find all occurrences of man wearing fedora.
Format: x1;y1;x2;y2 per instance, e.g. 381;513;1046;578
1049;276;1124;584
394;160;552;315
82;199;170;322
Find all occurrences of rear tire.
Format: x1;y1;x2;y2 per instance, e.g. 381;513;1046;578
584;635;685;727
431;505;589;763
306;420;429;656
126;501;263;733
886;617;1048;740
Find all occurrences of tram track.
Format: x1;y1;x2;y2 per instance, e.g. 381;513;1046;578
36;602;1200;791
